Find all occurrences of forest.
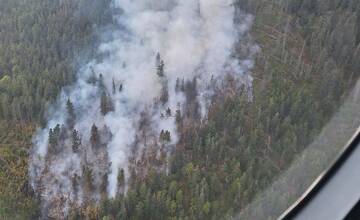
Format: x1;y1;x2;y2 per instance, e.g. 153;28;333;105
0;0;359;219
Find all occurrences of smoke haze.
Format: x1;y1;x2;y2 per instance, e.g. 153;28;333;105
29;0;256;217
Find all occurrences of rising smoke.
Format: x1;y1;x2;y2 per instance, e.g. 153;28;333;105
29;0;257;217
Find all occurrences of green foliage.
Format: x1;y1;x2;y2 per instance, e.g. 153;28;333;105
0;0;112;218
67;99;76;129
0;0;112;123
1;0;360;219
71;1;360;219
0;123;39;219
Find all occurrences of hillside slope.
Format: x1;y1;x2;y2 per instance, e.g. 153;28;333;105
0;0;359;219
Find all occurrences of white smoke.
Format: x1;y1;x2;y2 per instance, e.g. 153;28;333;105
29;0;256;216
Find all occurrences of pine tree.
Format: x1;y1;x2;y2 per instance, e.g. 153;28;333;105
72;129;81;153
72;174;80;199
100;92;108;115
100;173;108;200
117;168;125;197
90;124;100;150
100;92;114;116
166;108;172;117
176;109;182;125
112;78;116;95
66;98;76;129
156;53;165;77
175;78;181;93
98;73;105;91
83;165;95;196
48;124;61;154
160;130;171;143
160;85;169;105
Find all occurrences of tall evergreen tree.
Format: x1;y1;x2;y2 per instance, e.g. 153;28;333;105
90;124;100;150
66;99;76;129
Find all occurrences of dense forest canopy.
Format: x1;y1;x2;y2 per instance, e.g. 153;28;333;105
0;0;359;219
0;0;113;123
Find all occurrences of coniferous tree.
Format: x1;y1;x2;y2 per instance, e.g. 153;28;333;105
83;165;95;196
66;99;76;129
72;129;81;153
100;92;114;116
166;108;172;117
98;74;105;91
117;168;125;197
100;173;108;200
72;174;80;199
160;85;169;105
48;124;61;154
112;79;116;95
160;130;171;143
100;92;108;116
90;124;100;150
175;78;181;93
175;109;182;126
156;53;165;77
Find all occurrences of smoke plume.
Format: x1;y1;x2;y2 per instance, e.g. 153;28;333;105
29;0;256;217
